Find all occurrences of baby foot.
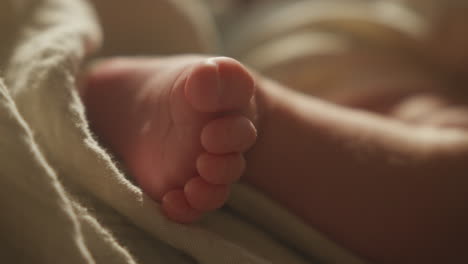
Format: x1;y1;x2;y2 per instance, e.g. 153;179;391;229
82;56;257;223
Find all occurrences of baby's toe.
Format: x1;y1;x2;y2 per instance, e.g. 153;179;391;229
201;115;257;154
185;57;255;113
184;177;229;211
197;153;245;185
162;190;202;224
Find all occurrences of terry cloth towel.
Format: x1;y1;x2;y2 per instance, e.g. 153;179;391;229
9;0;463;263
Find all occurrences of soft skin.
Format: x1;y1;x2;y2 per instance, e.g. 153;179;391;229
82;55;468;264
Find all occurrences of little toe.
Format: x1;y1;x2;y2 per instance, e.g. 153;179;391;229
185;57;255;113
201;115;257;154
162;190;202;224
197;153;245;185
184;177;230;212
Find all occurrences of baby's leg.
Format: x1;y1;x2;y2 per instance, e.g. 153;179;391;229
82;56;257;223
83;55;468;263
245;78;468;264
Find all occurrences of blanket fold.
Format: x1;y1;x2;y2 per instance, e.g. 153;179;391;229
3;0;425;263
0;80;95;263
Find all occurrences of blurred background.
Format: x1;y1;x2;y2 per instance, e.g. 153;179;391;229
91;0;468;104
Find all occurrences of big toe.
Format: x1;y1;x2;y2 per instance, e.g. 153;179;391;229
185;57;256;113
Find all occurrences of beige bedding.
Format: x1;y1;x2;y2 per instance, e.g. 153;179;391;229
1;0;462;263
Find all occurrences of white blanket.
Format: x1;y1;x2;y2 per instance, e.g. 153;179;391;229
0;0;411;263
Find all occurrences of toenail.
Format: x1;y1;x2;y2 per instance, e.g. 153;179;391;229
205;57;218;66
231;117;257;151
204;58;222;103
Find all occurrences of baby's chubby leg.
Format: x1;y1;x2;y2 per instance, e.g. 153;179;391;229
81;56;257;223
82;54;468;263
245;78;468;264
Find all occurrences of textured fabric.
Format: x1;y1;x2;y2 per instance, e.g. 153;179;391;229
7;0;460;263
0;0;275;263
